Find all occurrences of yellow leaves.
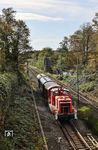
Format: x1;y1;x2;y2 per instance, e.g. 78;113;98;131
2;22;12;33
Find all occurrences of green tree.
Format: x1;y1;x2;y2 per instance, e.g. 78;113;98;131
12;20;31;70
69;30;82;52
92;13;98;70
0;8;16;69
0;8;31;72
35;47;53;71
81;23;94;64
41;47;53;57
58;36;68;52
69;23;94;65
56;37;69;70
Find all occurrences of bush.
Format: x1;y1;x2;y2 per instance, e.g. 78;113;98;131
82;64;96;74
78;106;98;135
85;74;96;82
0;73;17;132
78;106;91;119
79;81;95;92
87;115;98;135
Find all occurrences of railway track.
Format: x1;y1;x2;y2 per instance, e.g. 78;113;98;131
30;91;49;150
26;68;49;150
57;120;98;150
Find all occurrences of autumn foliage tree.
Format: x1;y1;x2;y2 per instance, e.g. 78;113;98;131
0;8;31;72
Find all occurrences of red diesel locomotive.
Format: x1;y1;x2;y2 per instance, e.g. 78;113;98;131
37;74;75;119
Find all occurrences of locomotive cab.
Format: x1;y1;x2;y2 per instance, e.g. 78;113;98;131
50;87;74;119
50;88;59;105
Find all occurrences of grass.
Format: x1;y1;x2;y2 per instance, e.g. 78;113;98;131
0;72;44;150
0;72;17;136
78;106;98;135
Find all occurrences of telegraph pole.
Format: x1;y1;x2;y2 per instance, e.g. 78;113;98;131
26;60;29;75
76;56;80;106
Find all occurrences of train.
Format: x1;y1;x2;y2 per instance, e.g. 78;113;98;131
37;74;76;120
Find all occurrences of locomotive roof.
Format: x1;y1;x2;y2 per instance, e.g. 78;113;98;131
51;87;69;92
44;81;60;90
51;87;59;91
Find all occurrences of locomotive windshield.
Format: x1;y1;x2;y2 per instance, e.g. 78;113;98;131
63;90;70;95
53;89;70;96
53;91;59;96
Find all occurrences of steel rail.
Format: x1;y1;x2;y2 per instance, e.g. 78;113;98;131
28;68;49;150
70;120;92;150
57;121;77;150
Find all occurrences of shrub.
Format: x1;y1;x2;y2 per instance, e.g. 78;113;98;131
78;106;91;119
0;73;17;132
78;106;98;135
79;82;95;92
87;115;98;135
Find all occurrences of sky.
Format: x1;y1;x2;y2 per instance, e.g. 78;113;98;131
0;0;98;50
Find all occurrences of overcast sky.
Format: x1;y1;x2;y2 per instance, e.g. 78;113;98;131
0;0;98;50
